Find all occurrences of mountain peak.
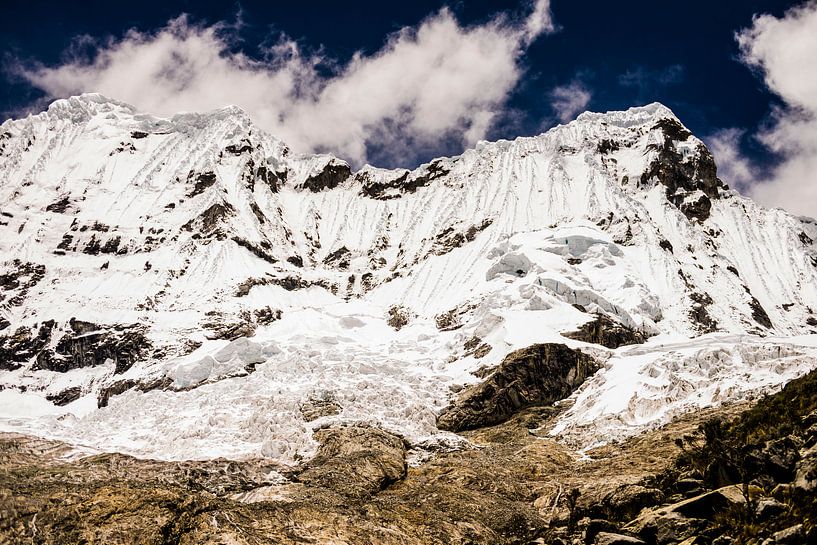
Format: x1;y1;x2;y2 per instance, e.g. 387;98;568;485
44;93;137;119
574;101;679;127
0;96;815;464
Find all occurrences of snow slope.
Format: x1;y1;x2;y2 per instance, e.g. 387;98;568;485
1;94;816;462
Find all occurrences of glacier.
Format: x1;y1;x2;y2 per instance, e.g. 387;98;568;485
0;93;816;464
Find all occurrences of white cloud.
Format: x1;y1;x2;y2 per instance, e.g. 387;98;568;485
732;1;817;218
549;81;591;124
12;2;555;166
706;128;757;192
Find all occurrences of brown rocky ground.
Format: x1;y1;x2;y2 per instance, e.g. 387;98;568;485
0;401;747;545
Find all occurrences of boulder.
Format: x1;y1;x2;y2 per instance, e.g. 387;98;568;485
793;444;817;492
625;486;749;545
594;532;645;545
297;425;407;498
585;519;617;545
755;498;786;521
674;478;704;497
770;524;804;545
747;436;801;482
626;512;706;545
666;485;747;519
599;484;664;521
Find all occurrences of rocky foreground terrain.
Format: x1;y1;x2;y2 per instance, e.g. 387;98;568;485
0;364;817;545
2;361;816;545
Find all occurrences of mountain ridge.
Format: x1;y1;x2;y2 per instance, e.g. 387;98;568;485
0;94;816;463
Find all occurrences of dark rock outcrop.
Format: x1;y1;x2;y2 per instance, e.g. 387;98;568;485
109;142;136;155
33;319;152;374
97;375;173;408
748;293;773;329
46;386;82;406
689;291;718;333
82;234;101;255
100;236;121;254
224;139;253;155
45;195;71;213
679;192;712;223
181;201;234;237
186;171;217;197
253;306;282;326
203;320;256;342
234;275;335;296
430;218;493;256
0;260;46;308
437;343;599;432
323;246;351;270
255;164;285;193
231;237;277;264
299;161;352;192
359;159;450;199
640;119;724;222
564;314;646;349
0;321;55;370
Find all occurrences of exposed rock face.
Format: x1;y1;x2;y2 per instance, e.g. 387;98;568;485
187;170;217;197
0;321;56;370
358;158;451;199
689;291;718;333
296;425;407;499
46;386;82;406
181;201;234;237
564;314;647;349
97;376;174;408
45;195;71;213
430;218;493;256
386;305;411;330
437;343;599;431
33;319;152;374
230;236;277;264
323;245;351;270
224;139;253;155
0;260;46;308
640;119;724;222
299;160;352;192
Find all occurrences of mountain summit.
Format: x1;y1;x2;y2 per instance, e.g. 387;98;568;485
1;94;816;462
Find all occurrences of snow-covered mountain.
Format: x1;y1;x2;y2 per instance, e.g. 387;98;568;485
1;93;816;463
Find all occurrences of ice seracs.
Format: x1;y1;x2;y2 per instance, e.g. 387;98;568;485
0;93;816;462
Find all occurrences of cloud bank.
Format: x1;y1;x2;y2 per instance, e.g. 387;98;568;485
12;2;554;166
549;81;592;124
714;2;817;218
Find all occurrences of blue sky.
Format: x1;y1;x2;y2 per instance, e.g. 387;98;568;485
2;1;815;215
